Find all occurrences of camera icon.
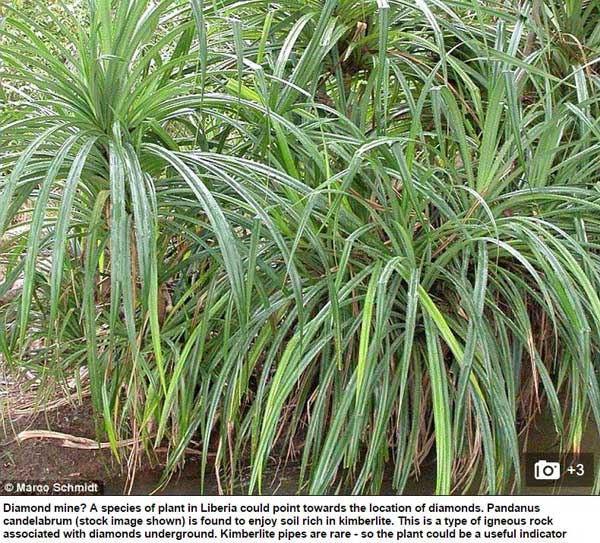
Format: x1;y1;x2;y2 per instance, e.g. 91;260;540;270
534;460;561;480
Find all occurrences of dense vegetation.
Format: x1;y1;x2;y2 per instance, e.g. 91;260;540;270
1;0;599;494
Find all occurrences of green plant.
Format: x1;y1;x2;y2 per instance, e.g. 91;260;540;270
1;0;600;495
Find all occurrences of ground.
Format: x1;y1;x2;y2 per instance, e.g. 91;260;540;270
0;397;218;494
0;361;205;495
1;400;117;482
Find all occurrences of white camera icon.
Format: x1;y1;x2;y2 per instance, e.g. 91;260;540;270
534;460;561;480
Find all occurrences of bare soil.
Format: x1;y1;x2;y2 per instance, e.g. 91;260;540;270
1;400;117;482
0;398;214;494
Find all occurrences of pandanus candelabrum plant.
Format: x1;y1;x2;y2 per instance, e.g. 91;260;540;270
1;0;600;495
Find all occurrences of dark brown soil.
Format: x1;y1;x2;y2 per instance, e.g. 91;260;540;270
0;398;205;495
1;401;121;483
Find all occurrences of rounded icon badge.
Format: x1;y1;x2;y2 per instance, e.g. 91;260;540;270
4;482;14;493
